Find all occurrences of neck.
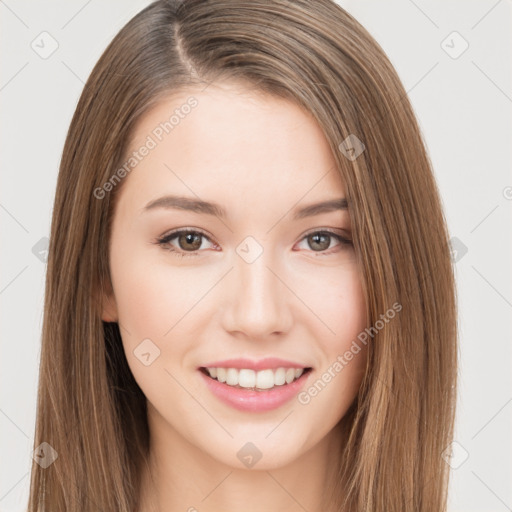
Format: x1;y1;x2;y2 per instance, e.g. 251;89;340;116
138;405;350;512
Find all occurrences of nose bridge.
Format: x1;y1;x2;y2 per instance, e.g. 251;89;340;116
225;239;290;337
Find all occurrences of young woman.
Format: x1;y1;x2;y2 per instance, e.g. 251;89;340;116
28;1;458;511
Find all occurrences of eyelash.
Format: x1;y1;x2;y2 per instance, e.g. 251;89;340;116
153;228;352;258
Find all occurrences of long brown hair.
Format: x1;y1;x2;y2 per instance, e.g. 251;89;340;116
27;1;458;510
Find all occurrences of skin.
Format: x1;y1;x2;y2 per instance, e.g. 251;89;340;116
102;80;368;512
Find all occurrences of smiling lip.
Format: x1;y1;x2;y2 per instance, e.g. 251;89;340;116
198;357;312;412
199;357;309;371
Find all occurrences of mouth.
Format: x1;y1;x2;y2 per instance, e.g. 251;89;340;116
198;357;314;412
199;366;313;391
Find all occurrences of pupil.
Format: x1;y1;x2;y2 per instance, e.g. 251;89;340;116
180;233;201;251
310;233;329;251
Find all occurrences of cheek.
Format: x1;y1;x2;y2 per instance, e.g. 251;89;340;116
303;261;367;347
335;273;367;346
109;251;207;401
301;264;368;398
110;242;205;335
332;271;368;379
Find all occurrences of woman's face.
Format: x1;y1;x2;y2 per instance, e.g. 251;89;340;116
103;81;368;469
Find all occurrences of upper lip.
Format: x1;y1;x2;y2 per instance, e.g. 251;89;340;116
200;357;311;371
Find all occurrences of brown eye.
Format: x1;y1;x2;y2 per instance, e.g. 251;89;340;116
295;230;352;255
177;232;203;251
307;232;331;251
156;229;214;257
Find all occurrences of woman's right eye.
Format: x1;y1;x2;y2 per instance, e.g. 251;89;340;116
155;229;216;257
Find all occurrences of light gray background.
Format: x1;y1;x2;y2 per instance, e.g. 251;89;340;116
1;1;511;510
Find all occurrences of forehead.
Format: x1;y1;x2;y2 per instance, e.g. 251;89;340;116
118;81;346;214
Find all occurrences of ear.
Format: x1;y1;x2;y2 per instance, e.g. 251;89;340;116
101;292;118;323
98;280;118;323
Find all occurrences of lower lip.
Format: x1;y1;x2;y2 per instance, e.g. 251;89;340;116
199;369;311;412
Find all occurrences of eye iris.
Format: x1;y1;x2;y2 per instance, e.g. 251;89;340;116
309;233;330;251
179;232;202;251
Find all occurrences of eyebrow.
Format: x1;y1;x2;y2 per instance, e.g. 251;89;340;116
141;195;348;220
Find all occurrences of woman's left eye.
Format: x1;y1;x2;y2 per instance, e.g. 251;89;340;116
295;230;352;254
154;229;351;258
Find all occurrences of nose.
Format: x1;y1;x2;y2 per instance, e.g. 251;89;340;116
221;247;293;340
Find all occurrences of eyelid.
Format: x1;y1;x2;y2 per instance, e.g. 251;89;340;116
156;227;349;243
155;227;217;249
301;226;350;239
159;226;211;238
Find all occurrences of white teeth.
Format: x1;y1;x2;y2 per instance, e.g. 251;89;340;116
256;369;274;390
274;367;286;385
216;367;226;383
205;366;307;390
226;368;238;386
285;368;295;384
238;369;256;388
